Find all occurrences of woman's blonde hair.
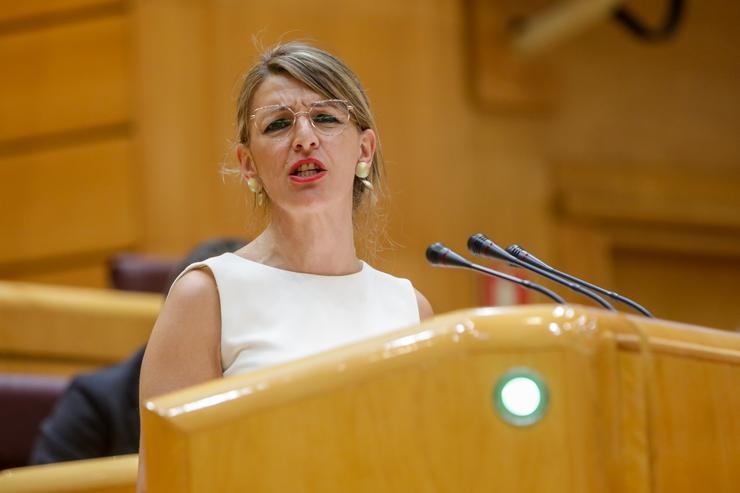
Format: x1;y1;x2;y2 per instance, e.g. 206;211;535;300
235;42;388;255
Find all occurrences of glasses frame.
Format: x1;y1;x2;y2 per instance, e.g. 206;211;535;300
248;99;355;140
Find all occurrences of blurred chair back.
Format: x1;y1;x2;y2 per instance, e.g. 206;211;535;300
0;281;161;375
0;455;137;493
0;374;68;470
108;253;178;294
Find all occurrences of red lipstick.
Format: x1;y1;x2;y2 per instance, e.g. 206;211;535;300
289;158;327;184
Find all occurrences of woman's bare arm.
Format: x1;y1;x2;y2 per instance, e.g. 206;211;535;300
415;288;434;320
137;269;223;492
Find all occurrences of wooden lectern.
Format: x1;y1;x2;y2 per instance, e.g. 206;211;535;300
140;305;739;492
1;305;737;492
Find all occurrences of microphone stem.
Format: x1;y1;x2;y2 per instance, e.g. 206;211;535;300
531;264;653;317
481;249;616;311
469;264;566;304
516;261;615;311
470;236;614;311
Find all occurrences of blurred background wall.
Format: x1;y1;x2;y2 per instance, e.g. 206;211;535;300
1;0;739;330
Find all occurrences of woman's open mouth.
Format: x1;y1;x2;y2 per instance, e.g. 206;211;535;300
289;159;327;183
292;163;322;177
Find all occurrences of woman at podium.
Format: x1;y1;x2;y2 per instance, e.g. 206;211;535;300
138;41;433;466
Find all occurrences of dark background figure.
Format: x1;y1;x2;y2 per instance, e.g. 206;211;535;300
29;238;246;465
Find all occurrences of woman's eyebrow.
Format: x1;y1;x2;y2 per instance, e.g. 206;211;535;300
256;98;329;110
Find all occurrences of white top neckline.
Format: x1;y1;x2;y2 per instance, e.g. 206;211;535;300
224;252;367;279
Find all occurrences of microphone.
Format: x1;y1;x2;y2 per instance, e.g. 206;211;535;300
507;244;654;317
425;243;565;304
468;234;616;311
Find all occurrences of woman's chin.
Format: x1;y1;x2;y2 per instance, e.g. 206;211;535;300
276;192;352;216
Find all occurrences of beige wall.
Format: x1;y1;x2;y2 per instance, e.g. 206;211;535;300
1;0;738;329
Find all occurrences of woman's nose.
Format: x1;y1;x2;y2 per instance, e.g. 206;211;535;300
291;113;319;151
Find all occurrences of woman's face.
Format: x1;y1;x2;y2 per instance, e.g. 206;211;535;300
237;74;376;217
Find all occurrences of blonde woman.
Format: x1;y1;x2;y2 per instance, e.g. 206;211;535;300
137;42;432;490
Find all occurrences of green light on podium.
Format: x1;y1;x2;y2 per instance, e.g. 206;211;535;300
494;368;549;426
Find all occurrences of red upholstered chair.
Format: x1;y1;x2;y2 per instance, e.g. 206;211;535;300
108;253;178;295
0;374;69;470
109;240;247;295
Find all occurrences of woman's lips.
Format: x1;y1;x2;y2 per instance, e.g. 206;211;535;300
289;158;326;173
288;158;327;184
290;169;326;183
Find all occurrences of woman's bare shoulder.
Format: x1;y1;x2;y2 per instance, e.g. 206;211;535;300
152;267;221;348
167;267;218;300
141;267;222;401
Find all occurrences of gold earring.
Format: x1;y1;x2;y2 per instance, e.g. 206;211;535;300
246;177;264;205
355;161;373;191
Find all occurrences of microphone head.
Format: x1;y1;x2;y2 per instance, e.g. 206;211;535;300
467;233;488;255
506;244;525;259
467;233;512;261
506;244;550;269
425;243;472;268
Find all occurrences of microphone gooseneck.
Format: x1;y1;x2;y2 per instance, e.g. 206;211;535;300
506;244;654;318
468;234;616;312
425;243;565;304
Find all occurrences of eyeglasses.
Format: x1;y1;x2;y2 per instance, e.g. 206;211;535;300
249;99;354;140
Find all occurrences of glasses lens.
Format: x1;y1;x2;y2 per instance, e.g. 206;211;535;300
253;106;294;137
309;100;350;136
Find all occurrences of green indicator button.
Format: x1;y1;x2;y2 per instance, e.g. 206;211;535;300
493;368;549;427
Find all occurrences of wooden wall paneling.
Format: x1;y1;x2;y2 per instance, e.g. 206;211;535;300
552;162;740;229
612;230;740;327
0;357;102;376
552;220;613;289
0;0;122;24
552;161;740;328
613;249;740;331
3;264;111;289
464;0;554;110
538;0;740;328
0;12;130;143
597;224;740;259
552;220;740;330
198;6;252;249
0;138;138;269
471;118;552;252
131;0;217;254
371;0;529;313
543;0;740;171
364;0;483;312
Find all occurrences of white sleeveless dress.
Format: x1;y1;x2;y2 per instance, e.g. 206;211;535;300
176;253;420;376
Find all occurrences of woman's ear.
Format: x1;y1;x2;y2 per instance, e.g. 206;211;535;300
236;144;257;180
358;129;377;165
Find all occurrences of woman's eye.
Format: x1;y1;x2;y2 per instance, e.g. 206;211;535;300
313;113;340;124
264;118;292;133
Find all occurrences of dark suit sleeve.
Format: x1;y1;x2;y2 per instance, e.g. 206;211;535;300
29;378;108;464
29;348;143;465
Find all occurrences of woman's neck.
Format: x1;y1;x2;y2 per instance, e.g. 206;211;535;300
240;207;360;275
